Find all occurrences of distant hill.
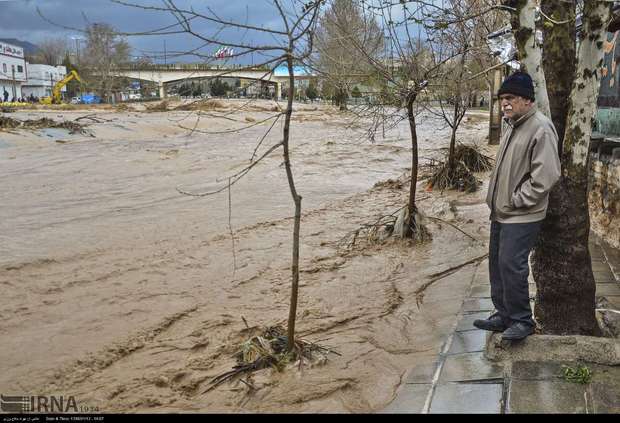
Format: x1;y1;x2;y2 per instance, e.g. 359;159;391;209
0;39;40;55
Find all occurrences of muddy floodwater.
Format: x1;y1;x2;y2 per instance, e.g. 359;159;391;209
0;100;494;412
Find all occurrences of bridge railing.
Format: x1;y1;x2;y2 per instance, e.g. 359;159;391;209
115;63;272;72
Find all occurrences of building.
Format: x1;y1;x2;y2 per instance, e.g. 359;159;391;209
21;64;67;99
0;41;27;101
273;64;316;99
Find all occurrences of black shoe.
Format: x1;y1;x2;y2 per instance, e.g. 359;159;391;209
502;322;535;340
473;314;508;332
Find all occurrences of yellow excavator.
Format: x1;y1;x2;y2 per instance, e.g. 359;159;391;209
40;70;84;105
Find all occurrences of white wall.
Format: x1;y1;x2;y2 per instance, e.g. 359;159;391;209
0;82;23;100
20;64;67;99
26;64;67;86
0;41;27;100
21;86;47;98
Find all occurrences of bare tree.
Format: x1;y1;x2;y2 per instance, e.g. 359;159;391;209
82;23;132;100
314;0;384;110
106;0;325;353
29;37;69;66
334;0;470;239
424;0;493;187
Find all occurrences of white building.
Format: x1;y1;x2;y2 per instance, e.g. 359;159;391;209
21;64;67;99
0;41;27;101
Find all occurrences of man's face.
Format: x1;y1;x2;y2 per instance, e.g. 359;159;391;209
499;94;533;120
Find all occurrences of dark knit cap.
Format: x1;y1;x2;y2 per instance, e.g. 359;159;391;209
498;71;535;101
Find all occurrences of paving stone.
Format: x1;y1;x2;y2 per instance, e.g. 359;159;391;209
462;298;494;313
588;364;620;386
596;284;620;297
470;285;491;298
605;296;620;309
381;384;430;413
510;361;565;381
429;382;503;414
589;254;607;264
471;260;489;285
440;352;504;382
590;382;620;413
589;241;604;258
447;330;488;355
594;277;618;286
593;270;616;283
511;361;620;387
592;261;613;273
599;238;620;262
456;311;489;332
507;380;589;413
405;362;438;384
607;256;620;282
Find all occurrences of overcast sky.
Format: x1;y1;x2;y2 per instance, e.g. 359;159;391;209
0;0;301;63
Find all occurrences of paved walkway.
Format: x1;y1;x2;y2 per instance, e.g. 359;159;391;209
382;234;620;413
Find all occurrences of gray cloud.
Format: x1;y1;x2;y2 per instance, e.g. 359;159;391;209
0;0;299;63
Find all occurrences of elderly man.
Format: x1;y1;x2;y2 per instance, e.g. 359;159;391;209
474;71;561;340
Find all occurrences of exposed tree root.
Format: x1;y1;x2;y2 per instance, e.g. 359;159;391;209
338;205;432;251
426;144;493;192
205;325;338;393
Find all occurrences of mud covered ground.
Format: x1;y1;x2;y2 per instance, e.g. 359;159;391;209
0;100;495;412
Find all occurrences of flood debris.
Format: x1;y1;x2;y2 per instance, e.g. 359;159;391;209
143;99;229;113
0;116;21;129
205;325;337;393
174;99;226;111
114;103;135;112
414;253;489;306
74;113;114;124
144;101;170;112
372;178;404;190
243;103;282;113
339;204;432;251
0;116;88;134
426;144;494;192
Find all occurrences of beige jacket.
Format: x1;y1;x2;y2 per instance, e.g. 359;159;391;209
486;108;561;223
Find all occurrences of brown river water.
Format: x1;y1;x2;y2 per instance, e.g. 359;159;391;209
0;100;494;412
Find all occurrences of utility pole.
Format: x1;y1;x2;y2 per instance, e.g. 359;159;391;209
71;36;84;65
164;40;167;65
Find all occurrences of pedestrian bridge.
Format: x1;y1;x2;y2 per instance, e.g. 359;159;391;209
112;64;308;98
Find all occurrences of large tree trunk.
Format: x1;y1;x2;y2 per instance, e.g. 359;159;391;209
540;0;576;151
510;0;551;118
336;86;348;111
529;1;612;335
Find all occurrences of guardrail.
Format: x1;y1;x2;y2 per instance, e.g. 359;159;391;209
115;64;272;72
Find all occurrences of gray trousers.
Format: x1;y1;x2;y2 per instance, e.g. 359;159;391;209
489;220;542;327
